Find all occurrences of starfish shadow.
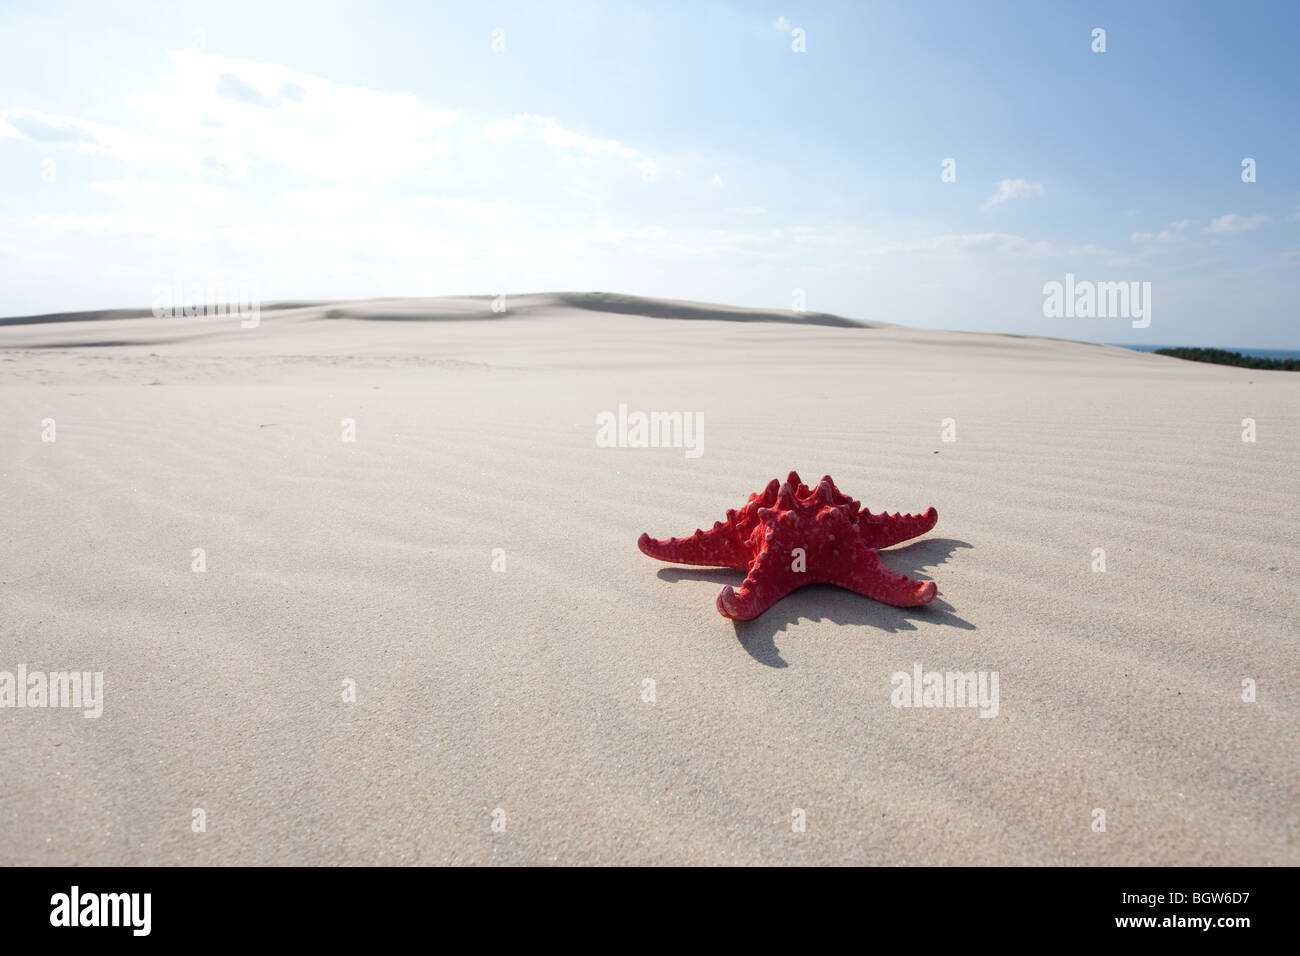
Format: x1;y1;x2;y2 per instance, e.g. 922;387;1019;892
656;537;975;668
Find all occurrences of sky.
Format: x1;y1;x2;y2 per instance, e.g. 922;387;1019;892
1;0;1297;346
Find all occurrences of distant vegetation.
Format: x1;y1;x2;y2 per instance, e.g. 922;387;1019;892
1154;347;1300;372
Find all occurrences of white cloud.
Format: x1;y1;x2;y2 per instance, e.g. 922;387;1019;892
88;178;239;206
1132;219;1192;243
476;113;653;179
982;178;1044;212
1205;213;1267;233
408;195;511;217
3;52;662;202
278;188;511;220
2;51;662;248
483;118;524;138
14;211;234;241
773;17;792;31
528;114;637;158
4;51;462;184
122;49;460;183
280;187;388;216
1;107;191;166
866;232;1051;257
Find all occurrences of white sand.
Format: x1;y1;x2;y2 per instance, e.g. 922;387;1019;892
1;293;1296;865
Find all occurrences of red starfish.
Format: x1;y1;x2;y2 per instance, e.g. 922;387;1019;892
638;471;938;620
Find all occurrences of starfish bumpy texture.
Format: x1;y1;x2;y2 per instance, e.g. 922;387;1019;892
638;471;939;620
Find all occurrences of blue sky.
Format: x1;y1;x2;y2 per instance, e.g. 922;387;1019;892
1;0;1296;346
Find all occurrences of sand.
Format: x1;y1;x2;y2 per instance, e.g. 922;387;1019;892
1;293;1296;865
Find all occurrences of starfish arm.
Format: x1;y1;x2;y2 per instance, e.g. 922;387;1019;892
857;507;938;550
829;543;937;607
715;527;807;620
637;478;782;570
716;572;804;621
638;525;752;569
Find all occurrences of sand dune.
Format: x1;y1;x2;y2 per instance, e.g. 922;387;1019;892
1;294;1296;865
0;291;868;332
